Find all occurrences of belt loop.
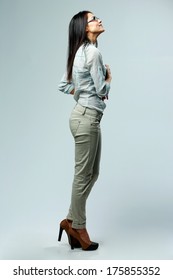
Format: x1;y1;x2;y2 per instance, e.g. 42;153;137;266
82;106;86;115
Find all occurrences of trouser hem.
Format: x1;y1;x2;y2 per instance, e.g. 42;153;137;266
72;223;86;229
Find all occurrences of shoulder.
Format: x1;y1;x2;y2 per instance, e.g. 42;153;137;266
85;43;100;55
84;44;102;63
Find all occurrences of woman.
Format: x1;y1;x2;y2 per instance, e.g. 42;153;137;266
58;11;112;251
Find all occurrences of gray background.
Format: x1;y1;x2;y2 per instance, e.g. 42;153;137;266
0;0;173;259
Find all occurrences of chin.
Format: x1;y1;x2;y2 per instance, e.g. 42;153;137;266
100;29;105;33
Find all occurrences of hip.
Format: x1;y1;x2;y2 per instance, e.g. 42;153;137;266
69;103;102;137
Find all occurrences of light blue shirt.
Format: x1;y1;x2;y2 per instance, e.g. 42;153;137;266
58;43;110;113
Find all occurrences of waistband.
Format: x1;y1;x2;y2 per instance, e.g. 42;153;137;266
74;103;103;121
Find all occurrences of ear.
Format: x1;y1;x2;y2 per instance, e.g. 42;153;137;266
86;25;89;32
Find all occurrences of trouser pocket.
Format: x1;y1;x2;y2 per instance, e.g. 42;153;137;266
70;119;81;137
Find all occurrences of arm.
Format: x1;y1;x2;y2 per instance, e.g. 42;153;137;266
86;47;111;98
58;73;75;95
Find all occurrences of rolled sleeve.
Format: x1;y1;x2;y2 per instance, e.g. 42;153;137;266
58;73;74;94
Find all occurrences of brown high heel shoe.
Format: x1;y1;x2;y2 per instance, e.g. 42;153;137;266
68;227;99;251
58;219;81;248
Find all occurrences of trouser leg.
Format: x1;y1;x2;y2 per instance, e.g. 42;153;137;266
67;110;101;229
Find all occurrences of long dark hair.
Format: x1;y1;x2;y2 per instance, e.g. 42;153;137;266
67;11;91;81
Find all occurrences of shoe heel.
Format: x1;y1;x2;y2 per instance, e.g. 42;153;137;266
69;235;75;250
58;226;64;241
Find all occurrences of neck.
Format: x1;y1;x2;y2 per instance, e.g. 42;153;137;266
87;33;98;44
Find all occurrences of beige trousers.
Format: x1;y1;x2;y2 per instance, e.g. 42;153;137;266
67;103;103;229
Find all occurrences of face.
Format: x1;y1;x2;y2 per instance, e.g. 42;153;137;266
86;13;105;36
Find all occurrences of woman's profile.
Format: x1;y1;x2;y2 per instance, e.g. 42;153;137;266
58;10;112;251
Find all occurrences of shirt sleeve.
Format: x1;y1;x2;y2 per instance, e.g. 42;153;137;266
85;46;110;98
58;73;75;94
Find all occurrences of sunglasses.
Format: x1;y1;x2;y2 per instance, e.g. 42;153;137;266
87;16;100;23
